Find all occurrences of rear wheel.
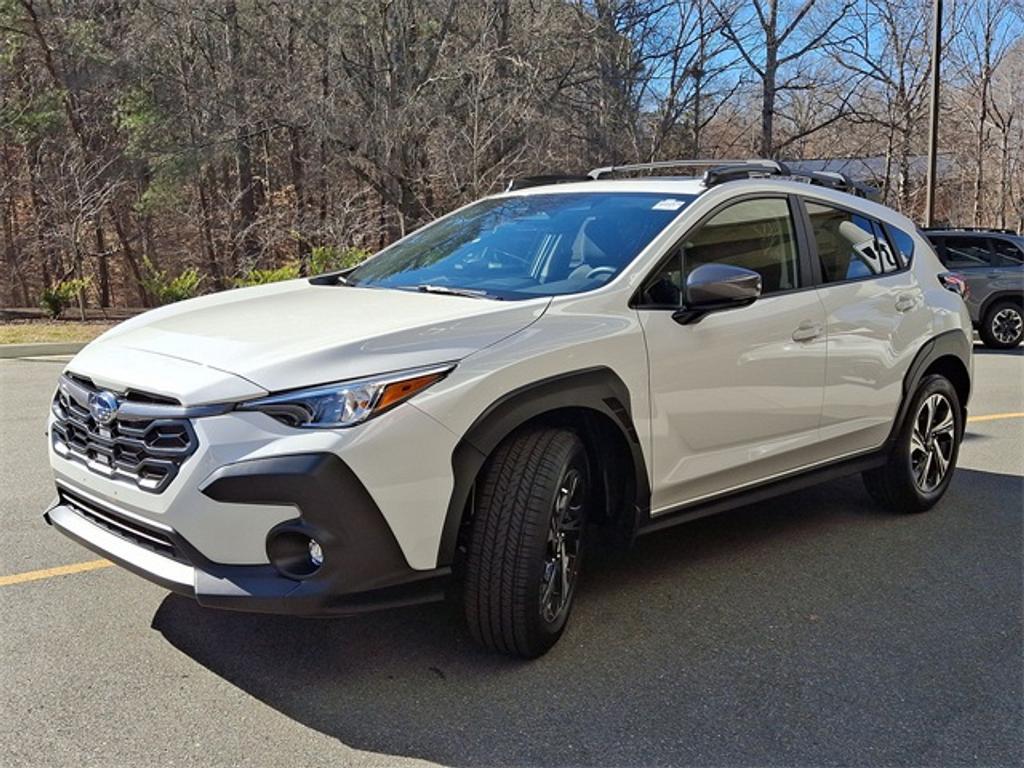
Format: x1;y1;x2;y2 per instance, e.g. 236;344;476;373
463;427;588;658
863;374;962;513
979;300;1024;349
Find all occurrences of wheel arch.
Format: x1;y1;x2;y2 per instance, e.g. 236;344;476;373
979;290;1024;322
436;367;650;567
887;329;972;447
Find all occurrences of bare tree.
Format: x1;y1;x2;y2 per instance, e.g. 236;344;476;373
712;0;857;157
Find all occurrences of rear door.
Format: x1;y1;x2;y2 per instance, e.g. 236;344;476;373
801;199;931;457
989;237;1024;291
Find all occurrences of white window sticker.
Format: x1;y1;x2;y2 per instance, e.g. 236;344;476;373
652;199;686;211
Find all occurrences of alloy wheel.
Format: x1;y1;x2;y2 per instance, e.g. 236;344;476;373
540;467;585;624
910;393;956;493
991;308;1023;345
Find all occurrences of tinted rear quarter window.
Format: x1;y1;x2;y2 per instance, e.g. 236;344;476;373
992;238;1024;267
886;224;915;267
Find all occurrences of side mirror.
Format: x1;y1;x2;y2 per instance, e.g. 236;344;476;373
673;263;762;325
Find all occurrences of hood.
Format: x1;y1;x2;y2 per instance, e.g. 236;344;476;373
72;279;548;401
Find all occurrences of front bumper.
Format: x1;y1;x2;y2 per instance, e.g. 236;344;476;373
44;453;450;616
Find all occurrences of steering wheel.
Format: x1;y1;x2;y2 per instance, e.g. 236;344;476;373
585;266;617;281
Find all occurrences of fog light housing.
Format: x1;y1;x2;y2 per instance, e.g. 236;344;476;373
267;530;325;579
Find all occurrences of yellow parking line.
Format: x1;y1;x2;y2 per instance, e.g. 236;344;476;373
967;412;1024;424
0;559;112;587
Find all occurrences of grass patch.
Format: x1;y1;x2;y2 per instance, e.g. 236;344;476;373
0;322;115;345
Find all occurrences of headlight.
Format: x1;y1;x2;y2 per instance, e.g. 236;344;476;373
238;363;454;428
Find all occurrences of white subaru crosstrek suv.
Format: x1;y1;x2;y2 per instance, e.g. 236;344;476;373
45;160;973;658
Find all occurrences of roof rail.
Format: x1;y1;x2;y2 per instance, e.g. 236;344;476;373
506;174;592;192
921;226;1018;235
508;158;881;200
785;169;880;201
588;158;786;180
702;162;790;186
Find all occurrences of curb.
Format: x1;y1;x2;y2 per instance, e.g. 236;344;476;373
0;342;87;359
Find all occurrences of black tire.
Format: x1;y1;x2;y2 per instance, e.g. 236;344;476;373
979;300;1024;349
862;374;963;513
463;427;589;658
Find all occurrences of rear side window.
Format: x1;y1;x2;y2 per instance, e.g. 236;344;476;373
938;236;993;268
806;202;896;283
992;239;1024;267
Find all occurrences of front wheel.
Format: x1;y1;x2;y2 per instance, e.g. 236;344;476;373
863;374;963;513
463;427;589;658
979;300;1024;349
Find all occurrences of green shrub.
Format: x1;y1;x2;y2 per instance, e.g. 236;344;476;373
141;258;202;304
233;262;302;287
310;245;370;274
230;246;370;289
39;278;91;319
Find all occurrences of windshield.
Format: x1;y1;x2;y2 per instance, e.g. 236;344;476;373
347;192;696;300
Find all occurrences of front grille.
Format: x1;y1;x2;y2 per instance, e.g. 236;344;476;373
51;375;199;493
59;487;189;563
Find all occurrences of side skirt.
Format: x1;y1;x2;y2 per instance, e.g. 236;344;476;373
636;450;887;537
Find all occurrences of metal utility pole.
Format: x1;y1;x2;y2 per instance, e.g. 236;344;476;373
924;0;943;227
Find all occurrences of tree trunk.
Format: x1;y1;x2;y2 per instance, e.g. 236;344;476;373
111;207;148;307
225;0;259;266
95;219;110;307
998;126;1009;229
289;126;311;274
197;167;224;290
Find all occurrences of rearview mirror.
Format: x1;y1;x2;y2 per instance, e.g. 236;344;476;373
673;263;762;325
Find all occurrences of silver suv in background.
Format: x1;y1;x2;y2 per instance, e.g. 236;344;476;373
924;228;1024;349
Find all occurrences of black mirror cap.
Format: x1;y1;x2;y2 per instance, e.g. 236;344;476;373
674;264;762;325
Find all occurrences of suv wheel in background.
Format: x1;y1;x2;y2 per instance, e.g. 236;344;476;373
463;427;589;658
979;300;1024;349
862;374;963;513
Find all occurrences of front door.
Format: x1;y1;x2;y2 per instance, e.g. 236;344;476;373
636;196;827;513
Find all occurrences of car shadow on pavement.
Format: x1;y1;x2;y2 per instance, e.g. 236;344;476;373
153;468;1023;767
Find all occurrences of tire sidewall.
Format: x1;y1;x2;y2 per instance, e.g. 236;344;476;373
983;301;1024;349
523;437;589;645
895;375;963;507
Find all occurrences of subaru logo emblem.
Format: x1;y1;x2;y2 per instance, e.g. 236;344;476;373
88;390;119;425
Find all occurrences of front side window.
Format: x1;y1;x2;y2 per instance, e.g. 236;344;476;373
938;236;994;268
347;192;695;300
639;198;799;306
807;202;893;283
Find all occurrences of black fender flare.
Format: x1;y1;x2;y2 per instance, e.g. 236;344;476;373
978;290;1024;324
885;328;972;447
435;366;650;566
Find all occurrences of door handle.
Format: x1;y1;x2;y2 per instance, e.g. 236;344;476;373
895;293;917;312
792;321;823;342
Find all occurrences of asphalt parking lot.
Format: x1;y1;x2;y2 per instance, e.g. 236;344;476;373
1;349;1021;768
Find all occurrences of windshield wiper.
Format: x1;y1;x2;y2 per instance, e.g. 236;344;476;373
415;284;494;299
